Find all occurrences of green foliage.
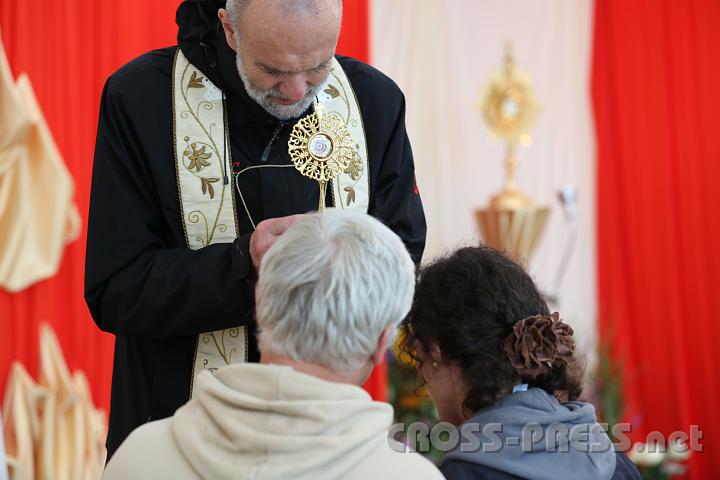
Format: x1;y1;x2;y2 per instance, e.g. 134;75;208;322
593;337;624;440
387;355;444;464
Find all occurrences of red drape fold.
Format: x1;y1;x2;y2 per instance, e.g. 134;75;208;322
0;0;377;419
593;0;720;477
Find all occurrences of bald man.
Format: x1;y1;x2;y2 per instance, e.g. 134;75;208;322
85;0;426;460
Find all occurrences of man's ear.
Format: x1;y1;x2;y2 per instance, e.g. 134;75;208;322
218;9;239;52
370;324;396;367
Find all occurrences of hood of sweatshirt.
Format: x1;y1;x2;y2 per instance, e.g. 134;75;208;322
171;363;395;480
444;388;616;480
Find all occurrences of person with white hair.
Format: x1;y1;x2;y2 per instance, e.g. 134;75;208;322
103;210;442;480
85;0;426;460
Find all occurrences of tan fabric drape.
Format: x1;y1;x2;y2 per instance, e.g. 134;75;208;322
2;324;106;480
0;412;6;480
0;34;80;293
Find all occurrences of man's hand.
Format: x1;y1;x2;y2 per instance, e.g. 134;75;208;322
249;214;307;270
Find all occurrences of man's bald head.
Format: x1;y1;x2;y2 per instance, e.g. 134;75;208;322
226;0;342;52
225;0;343;29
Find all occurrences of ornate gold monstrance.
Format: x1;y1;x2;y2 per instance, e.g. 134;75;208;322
288;105;355;211
476;44;549;265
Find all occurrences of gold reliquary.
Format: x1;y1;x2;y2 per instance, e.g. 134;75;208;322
476;44;549;265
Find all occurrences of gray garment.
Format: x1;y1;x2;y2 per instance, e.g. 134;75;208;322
444;388;616;480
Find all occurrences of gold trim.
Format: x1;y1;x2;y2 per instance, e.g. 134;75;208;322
244;324;249;362
189;335;199;398
330;71;352;123
177;63;229;245
172;50;247;397
172;48;190;246
303;58;370;213
342;71;371;210
222;96;240;237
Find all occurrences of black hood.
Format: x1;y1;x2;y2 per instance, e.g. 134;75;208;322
176;0;278;125
176;0;225;82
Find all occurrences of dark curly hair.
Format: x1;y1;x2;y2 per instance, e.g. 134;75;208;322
401;246;584;414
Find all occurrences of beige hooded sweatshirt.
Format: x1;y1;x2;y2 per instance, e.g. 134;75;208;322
103;363;442;480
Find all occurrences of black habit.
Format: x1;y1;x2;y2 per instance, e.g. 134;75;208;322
84;0;426;459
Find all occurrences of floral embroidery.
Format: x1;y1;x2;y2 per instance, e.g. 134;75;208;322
200;177;220;199
175;52;247;399
187;71;204;89
344;156;362;181
177;64;233;245
323;84;340;98
185;143;212;172
344;186;356;205
201;327;242;365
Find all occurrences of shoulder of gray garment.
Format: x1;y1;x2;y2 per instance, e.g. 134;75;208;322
444;388;617;480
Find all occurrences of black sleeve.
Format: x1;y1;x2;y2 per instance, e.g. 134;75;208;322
84;80;255;339
441;459;522;480
439;460;477;480
369;91;427;264
613;451;643;479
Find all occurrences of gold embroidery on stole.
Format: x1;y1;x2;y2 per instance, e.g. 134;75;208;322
172;49;247;397
321;59;370;212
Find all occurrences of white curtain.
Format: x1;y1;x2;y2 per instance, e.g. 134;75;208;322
371;0;597;353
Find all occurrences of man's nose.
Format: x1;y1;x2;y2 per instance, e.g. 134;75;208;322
278;75;307;103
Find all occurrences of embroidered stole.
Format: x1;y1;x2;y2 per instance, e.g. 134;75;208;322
172;49;368;397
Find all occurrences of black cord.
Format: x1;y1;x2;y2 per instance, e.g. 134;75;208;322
222;92;229;184
260;122;286;163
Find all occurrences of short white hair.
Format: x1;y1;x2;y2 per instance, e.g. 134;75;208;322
256;210;416;373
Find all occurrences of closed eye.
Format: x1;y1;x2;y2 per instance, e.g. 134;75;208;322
257;58;332;76
261;66;283;76
312;60;332;74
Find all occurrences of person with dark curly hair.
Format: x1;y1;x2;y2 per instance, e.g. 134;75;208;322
401;246;641;480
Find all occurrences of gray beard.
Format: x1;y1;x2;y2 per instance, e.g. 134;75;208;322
235;54;325;121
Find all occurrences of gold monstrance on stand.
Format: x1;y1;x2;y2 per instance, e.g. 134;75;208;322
476;45;549;265
288;104;355;211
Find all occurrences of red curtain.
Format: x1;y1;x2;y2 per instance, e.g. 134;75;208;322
593;0;720;477
0;0;375;420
